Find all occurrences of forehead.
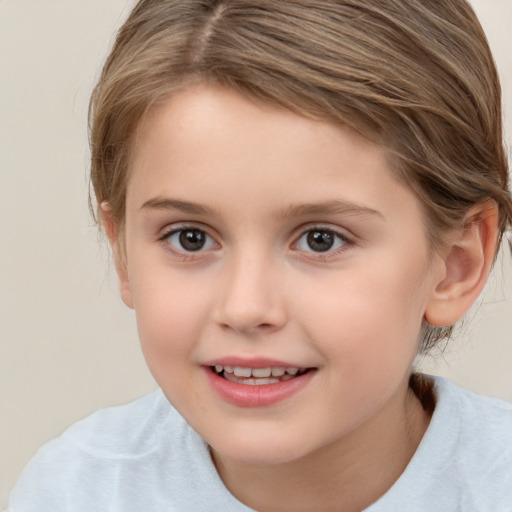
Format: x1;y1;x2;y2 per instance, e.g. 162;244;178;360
126;84;423;230
133;84;381;160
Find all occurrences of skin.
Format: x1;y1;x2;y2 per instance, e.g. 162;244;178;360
107;84;497;511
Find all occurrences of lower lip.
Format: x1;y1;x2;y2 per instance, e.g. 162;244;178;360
203;367;316;407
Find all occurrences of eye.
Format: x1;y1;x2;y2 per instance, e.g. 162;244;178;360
166;228;217;252
295;228;348;253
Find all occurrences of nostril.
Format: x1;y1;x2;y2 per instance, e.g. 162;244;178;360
257;323;275;330
219;321;281;335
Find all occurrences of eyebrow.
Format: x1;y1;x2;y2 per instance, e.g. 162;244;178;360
279;200;384;220
140;197;218;216
140;196;384;220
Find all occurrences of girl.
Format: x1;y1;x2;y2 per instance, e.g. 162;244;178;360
6;1;512;510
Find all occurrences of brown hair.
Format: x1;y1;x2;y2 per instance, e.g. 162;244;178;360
89;0;512;351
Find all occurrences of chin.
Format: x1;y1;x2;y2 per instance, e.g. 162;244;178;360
209;429;313;467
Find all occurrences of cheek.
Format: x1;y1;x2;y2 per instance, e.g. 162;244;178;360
128;265;213;362
130;271;215;412
296;260;429;363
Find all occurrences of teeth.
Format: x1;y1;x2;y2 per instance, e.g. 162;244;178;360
213;365;304;378
252;368;272;378
234;367;252;377
224;373;280;385
271;367;285;377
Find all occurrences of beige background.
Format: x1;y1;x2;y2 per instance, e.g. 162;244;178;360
0;0;511;506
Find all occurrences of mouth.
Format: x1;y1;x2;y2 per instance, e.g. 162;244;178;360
210;364;312;386
204;361;317;407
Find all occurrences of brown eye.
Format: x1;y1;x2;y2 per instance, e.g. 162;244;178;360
179;229;206;251
166;228;216;252
295;228;348;253
306;230;335;252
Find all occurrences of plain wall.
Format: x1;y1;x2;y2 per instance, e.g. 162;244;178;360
1;0;511;506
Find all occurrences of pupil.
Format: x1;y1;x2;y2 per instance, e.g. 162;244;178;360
179;229;205;251
307;230;334;252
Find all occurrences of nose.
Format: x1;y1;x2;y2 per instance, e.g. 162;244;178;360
214;249;288;336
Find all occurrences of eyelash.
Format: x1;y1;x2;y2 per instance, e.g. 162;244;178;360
158;224;354;261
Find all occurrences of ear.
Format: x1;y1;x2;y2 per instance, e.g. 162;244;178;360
100;202;134;309
425;200;499;327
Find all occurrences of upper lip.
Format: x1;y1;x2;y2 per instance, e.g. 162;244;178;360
202;357;311;369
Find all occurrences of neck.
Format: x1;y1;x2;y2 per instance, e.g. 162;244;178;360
211;377;432;512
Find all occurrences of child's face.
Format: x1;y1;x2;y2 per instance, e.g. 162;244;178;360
118;84;443;465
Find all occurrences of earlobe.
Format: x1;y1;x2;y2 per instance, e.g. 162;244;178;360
100;202;134;310
425;201;499;327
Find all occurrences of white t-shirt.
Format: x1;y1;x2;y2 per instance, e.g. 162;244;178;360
5;377;512;511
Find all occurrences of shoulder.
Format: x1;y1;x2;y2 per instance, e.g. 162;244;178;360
57;388;177;456
7;390;254;512
433;377;512;475
426;377;511;507
6;390;186;511
434;376;512;442
368;377;512;511
431;378;512;508
7;391;251;512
